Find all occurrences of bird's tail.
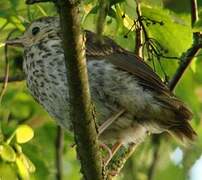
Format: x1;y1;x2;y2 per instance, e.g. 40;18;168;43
169;104;197;143
169;122;197;143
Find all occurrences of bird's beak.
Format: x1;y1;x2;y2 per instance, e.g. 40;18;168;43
5;37;24;47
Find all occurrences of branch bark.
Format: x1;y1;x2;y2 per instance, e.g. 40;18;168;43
105;144;137;180
134;0;143;57
96;0;109;42
54;1;102;180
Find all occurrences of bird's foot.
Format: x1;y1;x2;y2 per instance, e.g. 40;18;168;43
100;142;122;167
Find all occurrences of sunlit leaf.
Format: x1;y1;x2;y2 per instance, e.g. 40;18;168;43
16;125;34;144
16;154;30;179
21;153;36;173
0;144;16;162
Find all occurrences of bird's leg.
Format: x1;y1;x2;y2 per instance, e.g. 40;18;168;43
97;108;125;166
100;143;113;160
98;108;126;136
71;109;125;161
103;142;122;166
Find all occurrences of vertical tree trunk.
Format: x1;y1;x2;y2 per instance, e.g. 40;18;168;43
55;0;103;179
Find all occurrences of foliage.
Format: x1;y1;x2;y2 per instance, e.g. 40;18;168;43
0;0;202;179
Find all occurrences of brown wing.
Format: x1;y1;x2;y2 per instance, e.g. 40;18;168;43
85;30;170;95
85;30;193;119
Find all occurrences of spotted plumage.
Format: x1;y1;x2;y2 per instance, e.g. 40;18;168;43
6;17;196;146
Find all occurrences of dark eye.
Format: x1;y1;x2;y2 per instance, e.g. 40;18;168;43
32;27;40;36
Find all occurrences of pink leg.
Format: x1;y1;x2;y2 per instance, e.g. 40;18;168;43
103;142;122;166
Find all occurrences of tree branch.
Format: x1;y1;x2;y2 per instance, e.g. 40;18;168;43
168;0;201;91
0;30;19;102
168;43;201;90
96;0;109;42
55;126;64;180
105;144;137;179
54;0;102;180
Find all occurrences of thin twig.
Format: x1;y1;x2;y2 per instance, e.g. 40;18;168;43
191;0;198;27
134;0;143;57
0;30;18;103
0;45;9;103
55;126;64;180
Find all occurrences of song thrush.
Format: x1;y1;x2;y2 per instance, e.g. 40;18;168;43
6;17;196;152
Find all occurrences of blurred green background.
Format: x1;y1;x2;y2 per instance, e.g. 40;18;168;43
0;0;202;179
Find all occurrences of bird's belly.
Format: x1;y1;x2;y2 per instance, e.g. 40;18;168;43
88;60;164;144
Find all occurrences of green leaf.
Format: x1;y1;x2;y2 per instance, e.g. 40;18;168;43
0;144;16;162
193;19;202;32
16;125;34;144
141;5;192;56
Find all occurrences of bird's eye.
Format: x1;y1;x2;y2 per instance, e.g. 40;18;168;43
32;27;40;36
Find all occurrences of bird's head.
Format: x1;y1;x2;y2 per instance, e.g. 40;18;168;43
6;17;60;47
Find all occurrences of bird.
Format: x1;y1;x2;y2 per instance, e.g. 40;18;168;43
6;16;196;161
